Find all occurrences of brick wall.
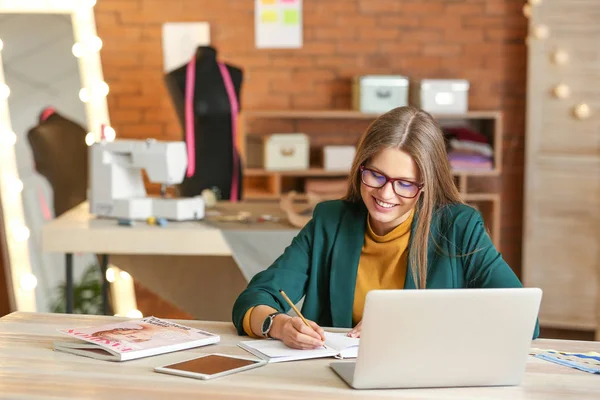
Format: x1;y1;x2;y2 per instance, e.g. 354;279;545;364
95;0;528;274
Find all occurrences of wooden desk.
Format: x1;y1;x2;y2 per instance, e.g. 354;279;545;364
1;312;599;399
41;201;298;319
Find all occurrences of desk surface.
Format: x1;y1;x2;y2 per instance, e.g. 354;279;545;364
1;312;598;400
41;201;296;255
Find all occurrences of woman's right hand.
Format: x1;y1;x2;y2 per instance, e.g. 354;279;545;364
270;315;326;350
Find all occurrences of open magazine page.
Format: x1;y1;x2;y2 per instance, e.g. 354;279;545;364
57;317;217;354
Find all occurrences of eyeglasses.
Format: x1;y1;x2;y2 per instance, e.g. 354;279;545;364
360;165;424;199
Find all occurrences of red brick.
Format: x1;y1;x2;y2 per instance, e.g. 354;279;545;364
358;0;400;13
112;110;143;123
143;109;174;123
360;28;399;40
446;3;486;16
378;16;420;28
97;0;141;12
423;44;462;57
117;95;162;109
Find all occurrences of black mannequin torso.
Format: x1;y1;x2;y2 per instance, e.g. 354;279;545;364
164;46;244;200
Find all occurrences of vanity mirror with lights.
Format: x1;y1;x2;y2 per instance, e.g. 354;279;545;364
0;0;111;313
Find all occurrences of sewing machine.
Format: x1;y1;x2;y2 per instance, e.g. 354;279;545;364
89;139;204;221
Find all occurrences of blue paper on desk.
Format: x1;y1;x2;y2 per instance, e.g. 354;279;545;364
531;348;600;374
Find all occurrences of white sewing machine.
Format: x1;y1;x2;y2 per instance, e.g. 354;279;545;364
89;139;204;221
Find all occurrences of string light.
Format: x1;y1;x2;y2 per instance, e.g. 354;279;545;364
119;271;132;281
12;225;30;242
4;175;23;193
20;273;38;291
85;132;95;146
126;309;143;318
103;125;116;141
1;130;17;146
0;83;9;99
106;267;116;283
72;36;102;58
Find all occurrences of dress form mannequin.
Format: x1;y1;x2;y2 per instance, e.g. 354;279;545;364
27;110;88;217
164;46;244;201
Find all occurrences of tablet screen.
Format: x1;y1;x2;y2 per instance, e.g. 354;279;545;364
163;354;261;375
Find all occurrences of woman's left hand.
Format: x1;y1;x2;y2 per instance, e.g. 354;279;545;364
347;321;362;338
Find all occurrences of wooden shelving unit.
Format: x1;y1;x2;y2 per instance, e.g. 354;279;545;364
239;110;503;248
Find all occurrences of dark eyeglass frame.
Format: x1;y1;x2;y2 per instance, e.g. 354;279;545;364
359;165;424;199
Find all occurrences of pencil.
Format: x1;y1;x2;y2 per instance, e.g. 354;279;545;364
279;289;313;330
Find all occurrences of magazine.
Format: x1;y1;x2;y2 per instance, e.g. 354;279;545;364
53;316;220;361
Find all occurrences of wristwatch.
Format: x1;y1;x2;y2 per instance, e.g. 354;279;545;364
261;312;284;338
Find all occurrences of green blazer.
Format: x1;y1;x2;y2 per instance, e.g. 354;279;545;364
232;200;540;339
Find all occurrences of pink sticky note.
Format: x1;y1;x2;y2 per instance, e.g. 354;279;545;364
280;0;298;3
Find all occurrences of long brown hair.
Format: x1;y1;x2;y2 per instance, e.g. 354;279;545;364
344;106;463;288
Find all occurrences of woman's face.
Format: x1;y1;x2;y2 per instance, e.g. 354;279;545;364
359;147;422;235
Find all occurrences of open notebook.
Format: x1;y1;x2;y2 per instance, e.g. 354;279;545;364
238;332;359;363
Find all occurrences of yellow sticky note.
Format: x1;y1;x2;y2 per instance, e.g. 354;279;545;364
261;0;276;5
261;10;278;23
283;9;299;25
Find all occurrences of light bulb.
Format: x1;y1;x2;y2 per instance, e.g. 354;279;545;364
1;130;17;146
12;225;30;242
120;271;132;281
89;36;103;52
103;126;116;141
126;309;143;319
523;4;531;18
533;24;549;39
72;42;83;58
573;103;591;120
96;81;109;97
85;132;96;146
528;0;542;5
0;39;3;51
4;175;23;193
79;88;90;103
106;267;116;282
552;83;570;99
20;273;37;291
551;50;569;65
0;83;10;99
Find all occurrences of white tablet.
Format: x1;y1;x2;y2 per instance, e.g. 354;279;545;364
154;353;266;380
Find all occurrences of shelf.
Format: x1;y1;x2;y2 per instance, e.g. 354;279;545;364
242;110;501;120
245;168;349;177
245;168;498;178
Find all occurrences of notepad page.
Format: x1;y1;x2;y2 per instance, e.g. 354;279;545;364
242;339;338;358
323;332;359;358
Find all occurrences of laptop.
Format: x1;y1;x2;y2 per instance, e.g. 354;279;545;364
330;288;542;390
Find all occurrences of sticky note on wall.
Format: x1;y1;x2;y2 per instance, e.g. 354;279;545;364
280;0;298;3
261;0;276;4
283;9;299;25
261;10;278;23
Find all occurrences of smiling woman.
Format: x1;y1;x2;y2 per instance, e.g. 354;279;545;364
232;106;539;349
0;0;114;313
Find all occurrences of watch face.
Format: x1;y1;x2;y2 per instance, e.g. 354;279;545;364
261;316;272;335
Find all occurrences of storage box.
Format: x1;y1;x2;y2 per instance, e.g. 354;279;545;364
246;133;309;171
415;79;470;114
323;145;355;171
352;75;409;113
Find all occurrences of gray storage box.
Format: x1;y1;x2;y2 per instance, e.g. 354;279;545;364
352;75;409;113
415;79;470;114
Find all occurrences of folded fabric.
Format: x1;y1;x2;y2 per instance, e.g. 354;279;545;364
449;138;493;157
444;126;489;144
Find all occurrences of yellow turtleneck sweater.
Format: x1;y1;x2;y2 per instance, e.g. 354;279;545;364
242;210;413;336
352;209;412;324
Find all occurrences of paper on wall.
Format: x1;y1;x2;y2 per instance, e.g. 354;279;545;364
162;22;210;72
255;0;302;49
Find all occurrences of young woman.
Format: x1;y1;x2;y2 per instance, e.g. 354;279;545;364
232;106;539;349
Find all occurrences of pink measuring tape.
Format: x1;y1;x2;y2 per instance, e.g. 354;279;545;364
185;55;240;202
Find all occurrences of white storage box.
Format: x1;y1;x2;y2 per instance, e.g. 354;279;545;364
416;79;469;114
352;75;409;113
246;133;309;171
323;145;355;171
